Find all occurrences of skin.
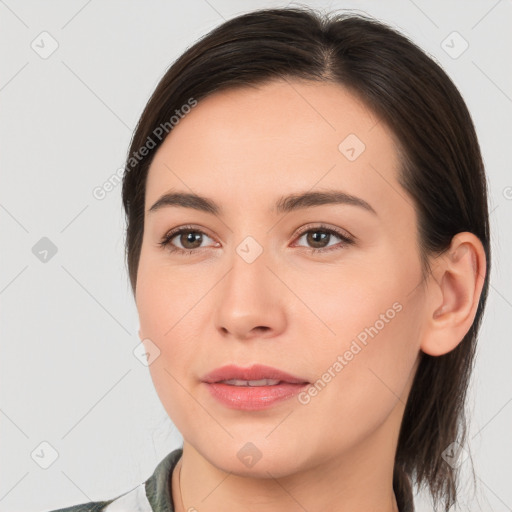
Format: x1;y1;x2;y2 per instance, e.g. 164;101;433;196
135;79;486;512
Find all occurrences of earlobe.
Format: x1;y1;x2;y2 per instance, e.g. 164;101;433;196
420;232;486;357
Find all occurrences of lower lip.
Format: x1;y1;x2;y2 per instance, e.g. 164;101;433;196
204;382;309;410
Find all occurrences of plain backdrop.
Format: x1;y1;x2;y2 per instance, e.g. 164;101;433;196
1;1;511;511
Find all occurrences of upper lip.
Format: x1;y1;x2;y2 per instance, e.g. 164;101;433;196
202;364;309;384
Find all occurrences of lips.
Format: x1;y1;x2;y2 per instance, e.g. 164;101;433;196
201;364;309;385
202;364;310;411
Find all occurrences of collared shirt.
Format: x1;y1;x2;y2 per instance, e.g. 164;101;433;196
46;448;183;512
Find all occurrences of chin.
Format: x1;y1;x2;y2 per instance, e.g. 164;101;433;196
195;438;307;479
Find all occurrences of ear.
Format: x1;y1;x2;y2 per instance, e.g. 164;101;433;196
420;232;487;356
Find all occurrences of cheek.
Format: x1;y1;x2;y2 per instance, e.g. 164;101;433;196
136;251;190;338
293;253;422;409
287;253;410;349
294;297;421;453
137;291;200;436
135;255;210;419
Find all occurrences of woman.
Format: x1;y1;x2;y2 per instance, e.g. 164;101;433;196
47;6;490;512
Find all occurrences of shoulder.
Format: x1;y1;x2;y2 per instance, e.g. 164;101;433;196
43;447;183;512
44;482;149;512
44;499;115;512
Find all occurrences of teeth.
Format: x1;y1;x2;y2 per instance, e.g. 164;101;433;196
219;379;281;386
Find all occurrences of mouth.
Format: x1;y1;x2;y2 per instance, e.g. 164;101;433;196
201;364;310;411
215;378;292;386
201;363;310;385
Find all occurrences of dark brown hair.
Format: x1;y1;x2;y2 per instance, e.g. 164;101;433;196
121;7;491;511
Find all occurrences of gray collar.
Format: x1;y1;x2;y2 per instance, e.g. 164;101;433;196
144;447;183;512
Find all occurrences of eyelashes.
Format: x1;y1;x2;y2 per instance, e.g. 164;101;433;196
158;225;218;255
158;223;355;256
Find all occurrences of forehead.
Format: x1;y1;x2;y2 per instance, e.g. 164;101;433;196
145;79;403;218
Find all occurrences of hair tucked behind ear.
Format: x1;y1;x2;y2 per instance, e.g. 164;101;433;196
122;7;490;511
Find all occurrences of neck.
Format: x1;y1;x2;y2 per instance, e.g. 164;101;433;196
171;410;403;512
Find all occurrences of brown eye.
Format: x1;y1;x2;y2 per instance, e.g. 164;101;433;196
176;230;204;249
304;230;331;249
159;226;216;254
294;225;355;254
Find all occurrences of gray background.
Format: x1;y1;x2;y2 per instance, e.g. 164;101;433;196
1;1;511;510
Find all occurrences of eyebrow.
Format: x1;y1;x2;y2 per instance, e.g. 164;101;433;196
148;190;377;216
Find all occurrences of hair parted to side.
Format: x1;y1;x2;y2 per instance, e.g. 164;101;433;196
121;7;491;511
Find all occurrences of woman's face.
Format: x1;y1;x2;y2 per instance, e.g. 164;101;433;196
136;79;426;477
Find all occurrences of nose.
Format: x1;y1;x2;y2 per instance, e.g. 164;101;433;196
214;245;287;341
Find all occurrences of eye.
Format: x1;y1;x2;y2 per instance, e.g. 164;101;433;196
158;225;217;255
158;223;355;256
292;224;355;254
